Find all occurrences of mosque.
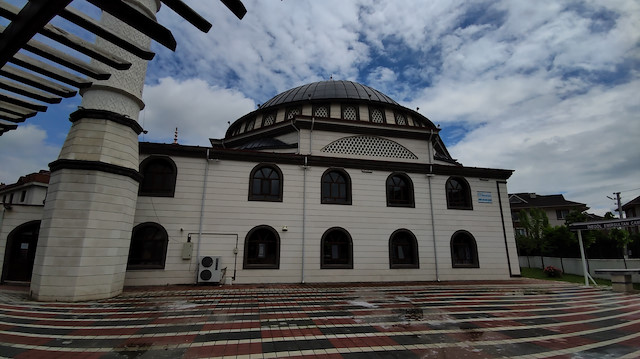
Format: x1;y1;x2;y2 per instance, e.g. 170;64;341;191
1;80;520;296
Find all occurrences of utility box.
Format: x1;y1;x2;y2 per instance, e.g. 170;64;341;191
182;242;193;260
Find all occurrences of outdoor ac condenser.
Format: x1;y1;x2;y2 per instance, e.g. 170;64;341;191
198;256;222;283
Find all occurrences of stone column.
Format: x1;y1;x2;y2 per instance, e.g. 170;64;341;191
30;0;159;301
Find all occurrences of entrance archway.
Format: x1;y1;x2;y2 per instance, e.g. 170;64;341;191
2;220;40;282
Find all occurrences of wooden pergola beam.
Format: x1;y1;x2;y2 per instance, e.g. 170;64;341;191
87;0;177;51
10;53;91;89
1;65;77;98
0;0;73;69
0;78;62;104
59;6;156;60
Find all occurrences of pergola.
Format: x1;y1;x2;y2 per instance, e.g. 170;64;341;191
0;0;246;135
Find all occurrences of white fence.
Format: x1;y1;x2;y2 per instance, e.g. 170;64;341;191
519;256;640;283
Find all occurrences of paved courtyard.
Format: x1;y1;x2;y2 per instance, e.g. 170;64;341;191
0;280;638;358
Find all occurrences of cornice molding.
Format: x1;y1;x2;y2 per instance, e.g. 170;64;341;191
69;108;144;135
49;159;142;182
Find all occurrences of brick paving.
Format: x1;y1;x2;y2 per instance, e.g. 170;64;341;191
0;280;639;358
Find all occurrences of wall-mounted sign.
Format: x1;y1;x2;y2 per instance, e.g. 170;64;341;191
478;191;492;204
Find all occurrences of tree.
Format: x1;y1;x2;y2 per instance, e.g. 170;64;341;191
610;228;631;258
543;226;578;257
564;208;588;226
517;208;551;264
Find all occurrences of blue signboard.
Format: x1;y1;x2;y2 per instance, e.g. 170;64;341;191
478;191;492;204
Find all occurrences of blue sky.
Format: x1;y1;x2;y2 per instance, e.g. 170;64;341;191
1;0;639;215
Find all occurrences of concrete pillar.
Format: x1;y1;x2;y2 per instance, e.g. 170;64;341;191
30;0;159;301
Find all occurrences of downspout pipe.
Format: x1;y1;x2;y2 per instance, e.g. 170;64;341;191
301;156;308;283
496;180;514;277
195;148;211;283
300;116;314;283
309;116;315;155
427;130;440;281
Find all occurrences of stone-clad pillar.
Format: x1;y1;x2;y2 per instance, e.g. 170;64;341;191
30;0;158;301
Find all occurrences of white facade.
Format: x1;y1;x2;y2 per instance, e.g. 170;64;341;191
124;81;520;285
125;153;519;286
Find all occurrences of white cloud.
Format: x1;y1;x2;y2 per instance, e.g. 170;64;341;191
0;125;59;184
448;80;640;215
141;77;256;145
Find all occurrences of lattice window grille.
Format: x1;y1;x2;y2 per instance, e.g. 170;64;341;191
263;113;276;126
321;136;418;159
343;106;358;120
370;108;384;123
395;112;407;125
245;118;255;131
286;108;301;120
314;106;328;118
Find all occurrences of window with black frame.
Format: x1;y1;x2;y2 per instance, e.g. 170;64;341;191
244;226;280;269
445;176;472;210
139;156;177;197
321;169;351;204
386;173;414;207
389;229;419;268
249;164;283;202
450;230;479;268
321;228;353;269
127;222;169;270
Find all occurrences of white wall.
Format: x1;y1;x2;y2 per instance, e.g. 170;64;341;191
519;256;640;283
125;153;519;286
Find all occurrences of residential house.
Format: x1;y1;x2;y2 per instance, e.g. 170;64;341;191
622;195;640;234
509;193;588;236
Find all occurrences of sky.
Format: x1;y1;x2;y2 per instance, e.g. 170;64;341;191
0;0;639;216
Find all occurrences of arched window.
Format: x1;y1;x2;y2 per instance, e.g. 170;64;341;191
249;164;283;202
446;177;472;210
127;222;169;270
139;156;177;197
243;225;280;269
321;169;351;205
386;173;414;207
389;229;419;269
450;230;479;268
321;227;353;269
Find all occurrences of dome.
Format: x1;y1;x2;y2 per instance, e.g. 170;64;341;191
225;80;435;138
259;80;399;109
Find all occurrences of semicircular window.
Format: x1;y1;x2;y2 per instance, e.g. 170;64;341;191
321;136;418;159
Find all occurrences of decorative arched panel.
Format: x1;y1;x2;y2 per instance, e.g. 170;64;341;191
321;136;418;159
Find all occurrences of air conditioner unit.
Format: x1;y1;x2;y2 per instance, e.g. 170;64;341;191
198;256;222;284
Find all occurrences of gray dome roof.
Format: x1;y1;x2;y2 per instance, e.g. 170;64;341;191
260;80;399;108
